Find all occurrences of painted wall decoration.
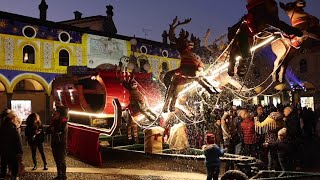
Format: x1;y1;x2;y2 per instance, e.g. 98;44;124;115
149;57;160;78
4;37;14;65
134;43;179;59
131;42;181;77
76;46;83;65
0;19;86;74
88;34;126;68
43;42;53;68
0;19;82;44
170;60;180;70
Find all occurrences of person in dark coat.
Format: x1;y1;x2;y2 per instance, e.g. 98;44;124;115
283;106;302;170
221;106;242;170
202;143;226;180
254;105;268;163
0;110;23;180
49;105;69;180
0;109;10;178
25;113;48;170
283;106;302;142
264;128;293;176
212;119;224;148
302;107;315;138
0;108;10;128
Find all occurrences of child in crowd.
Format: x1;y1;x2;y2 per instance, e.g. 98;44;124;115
264;128;293;174
202;137;226;180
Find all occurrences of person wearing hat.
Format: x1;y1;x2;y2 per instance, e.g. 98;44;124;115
202;141;226;180
263;128;293;175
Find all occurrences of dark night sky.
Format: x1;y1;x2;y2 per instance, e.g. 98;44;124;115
1;0;319;42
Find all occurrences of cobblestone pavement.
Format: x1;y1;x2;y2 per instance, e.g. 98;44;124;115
22;147;91;169
19;146;206;180
21;172;188;180
18;136;320;180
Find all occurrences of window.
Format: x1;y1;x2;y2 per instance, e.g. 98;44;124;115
139;59;148;73
161;62;168;72
140;45;148;54
58;32;70;43
300;59;307;73
23;45;35;64
15;80;25;90
162;50;168;58
59;49;69;66
22;26;36;38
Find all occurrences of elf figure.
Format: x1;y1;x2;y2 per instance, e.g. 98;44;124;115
122;74;158;143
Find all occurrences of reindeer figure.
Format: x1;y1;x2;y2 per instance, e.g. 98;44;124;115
162;17;218;113
280;0;320;41
227;0;304;83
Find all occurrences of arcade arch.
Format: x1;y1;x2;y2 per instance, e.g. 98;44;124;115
4;74;52;124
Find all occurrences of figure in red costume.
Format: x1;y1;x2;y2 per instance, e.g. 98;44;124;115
162;17;218;113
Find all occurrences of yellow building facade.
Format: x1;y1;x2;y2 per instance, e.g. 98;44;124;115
0;10;180;123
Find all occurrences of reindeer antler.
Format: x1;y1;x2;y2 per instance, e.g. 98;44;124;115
168;16;191;44
204;29;212;52
204;29;227;53
204;29;219;53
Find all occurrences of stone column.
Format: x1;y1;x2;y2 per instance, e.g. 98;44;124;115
313;89;320;110
6;93;13;109
45;93;51;125
292;91;301;107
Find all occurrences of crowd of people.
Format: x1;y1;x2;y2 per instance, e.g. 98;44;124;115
1;100;320;180
201;103;320;179
0;104;69;180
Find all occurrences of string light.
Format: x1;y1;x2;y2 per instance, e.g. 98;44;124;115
68;110;112;118
250;36;275;52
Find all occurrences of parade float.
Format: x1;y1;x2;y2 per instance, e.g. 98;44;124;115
51;0;320;178
51;65;164;166
50;14;269;169
50;14;258;170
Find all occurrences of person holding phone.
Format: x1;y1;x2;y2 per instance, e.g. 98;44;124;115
25;113;48;170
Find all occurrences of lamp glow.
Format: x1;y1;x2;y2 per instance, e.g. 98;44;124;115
24;53;29;62
91;76;96;80
57;90;62;101
235;56;242;61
